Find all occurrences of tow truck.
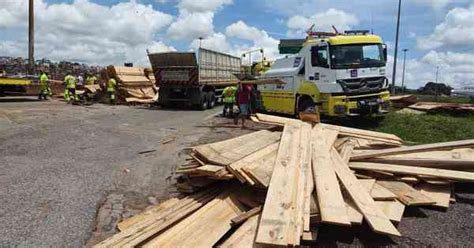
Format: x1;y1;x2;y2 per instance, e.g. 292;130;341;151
0;69;34;96
258;30;390;117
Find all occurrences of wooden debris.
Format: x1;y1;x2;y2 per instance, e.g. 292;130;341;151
98;113;474;247
376;181;435;206
231;206;262;225
349;162;474;181
330;148;400;237
351;139;474;160
312;126;351;226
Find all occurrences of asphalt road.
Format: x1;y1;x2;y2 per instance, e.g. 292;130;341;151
0;97;220;247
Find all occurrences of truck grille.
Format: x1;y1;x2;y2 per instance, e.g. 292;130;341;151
337;76;387;94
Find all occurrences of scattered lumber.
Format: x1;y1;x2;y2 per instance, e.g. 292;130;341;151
97;114;474;247
351;139;474;160
390;95;417;108
409;102;474;114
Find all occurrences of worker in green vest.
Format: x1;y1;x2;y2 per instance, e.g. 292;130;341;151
64;73;78;103
222;85;237;117
86;74;98;85
107;77;117;104
39;71;51;100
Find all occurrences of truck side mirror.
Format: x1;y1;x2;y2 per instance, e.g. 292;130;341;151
383;44;388;61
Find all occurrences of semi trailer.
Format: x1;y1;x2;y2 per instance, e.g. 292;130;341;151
148;48;241;110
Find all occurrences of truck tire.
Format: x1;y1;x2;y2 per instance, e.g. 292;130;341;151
297;96;316;116
198;93;208;110
207;92;216;109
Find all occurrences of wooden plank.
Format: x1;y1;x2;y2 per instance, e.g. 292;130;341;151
375;200;405;223
117;198;180;231
256;122;303;246
376;181;436;206
351;139;474;160
330;148;400;237
194;130;281;166
221;215;260;248
371;183;397;200
349;162;474;182
345;200;363;225
340;140;357;164
303;164;314;232
417;183;452;209
311;126;351;226
95;187;220;247
228;142;279;183
256;113;402;144
231;206;262;225
241;147;278;188
143;193;245;248
354;157;474;171
290;123;313;246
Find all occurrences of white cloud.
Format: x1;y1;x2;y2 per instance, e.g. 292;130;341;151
411;0;461;10
417;5;474;50
178;0;232;12
287;9;359;37
387;51;474;89
225;21;280;61
167;11;215;40
190;32;231;53
0;0;174;65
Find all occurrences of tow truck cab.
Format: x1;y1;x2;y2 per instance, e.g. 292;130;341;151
259;31;391;117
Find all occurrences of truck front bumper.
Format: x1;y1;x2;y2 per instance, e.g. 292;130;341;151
323;91;390;116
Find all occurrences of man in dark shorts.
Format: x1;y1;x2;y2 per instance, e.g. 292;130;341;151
234;83;253;128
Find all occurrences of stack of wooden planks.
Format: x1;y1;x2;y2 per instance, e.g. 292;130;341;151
106;65;158;104
96;113;474;247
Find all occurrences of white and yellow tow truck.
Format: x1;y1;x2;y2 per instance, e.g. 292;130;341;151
258;30;391;117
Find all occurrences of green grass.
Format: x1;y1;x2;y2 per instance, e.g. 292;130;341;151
326;112;474;144
415;95;473;104
372;113;474;144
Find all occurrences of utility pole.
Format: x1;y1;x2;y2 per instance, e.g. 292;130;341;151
198;37;203;49
401;48;408;94
29;0;35;75
391;0;402;95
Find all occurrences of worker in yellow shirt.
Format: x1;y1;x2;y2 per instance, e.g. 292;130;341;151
222;85;237;117
64;73;78;103
39;71;51;100
107;77;117;104
86;74;98;85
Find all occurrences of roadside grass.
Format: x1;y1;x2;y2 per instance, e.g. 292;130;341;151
373;112;474;144
325;112;474;144
415;95;473;104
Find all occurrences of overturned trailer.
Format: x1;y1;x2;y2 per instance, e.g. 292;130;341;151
148;48;241;110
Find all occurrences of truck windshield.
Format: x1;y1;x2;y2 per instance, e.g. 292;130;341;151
330;44;385;69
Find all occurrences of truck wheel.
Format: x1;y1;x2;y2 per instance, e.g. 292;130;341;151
207;92;216;109
297;96;316;116
198;93;208;110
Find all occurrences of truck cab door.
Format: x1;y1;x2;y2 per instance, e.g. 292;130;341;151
308;44;332;83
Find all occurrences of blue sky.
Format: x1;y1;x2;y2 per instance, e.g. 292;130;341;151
0;0;473;88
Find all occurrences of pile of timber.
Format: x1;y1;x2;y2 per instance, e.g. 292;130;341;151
96;113;474;247
409;101;474;113
106;66;158;104
390;95;418;108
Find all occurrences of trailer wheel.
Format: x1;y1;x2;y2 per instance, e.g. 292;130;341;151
207;92;216;109
198;93;208;110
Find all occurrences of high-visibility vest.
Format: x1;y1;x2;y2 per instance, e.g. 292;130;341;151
39;73;49;91
86;76;97;85
107;78;117;92
64;75;77;89
222;86;237;103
